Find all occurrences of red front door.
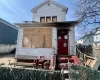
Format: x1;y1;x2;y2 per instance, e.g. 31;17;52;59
57;29;68;55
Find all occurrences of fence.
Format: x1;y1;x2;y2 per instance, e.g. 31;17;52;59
0;67;61;80
69;65;100;80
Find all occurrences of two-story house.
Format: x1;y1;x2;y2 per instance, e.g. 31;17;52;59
93;27;100;59
76;27;100;59
76;32;94;45
15;0;79;68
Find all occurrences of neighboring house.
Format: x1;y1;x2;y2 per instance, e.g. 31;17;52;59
76;27;100;59
0;18;18;44
76;32;94;45
93;28;100;45
77;27;100;46
15;0;78;64
93;27;100;59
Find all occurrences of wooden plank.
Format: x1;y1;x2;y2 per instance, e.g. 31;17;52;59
17;62;34;67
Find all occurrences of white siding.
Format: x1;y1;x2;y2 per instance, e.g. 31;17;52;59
16;28;23;48
52;28;57;54
32;2;66;22
94;34;100;42
69;27;76;55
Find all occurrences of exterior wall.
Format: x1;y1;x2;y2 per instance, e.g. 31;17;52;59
32;2;66;22
83;36;93;45
93;44;100;59
0;22;18;44
93;30;100;59
77;35;94;45
69;26;76;55
94;31;100;43
16;27;57;60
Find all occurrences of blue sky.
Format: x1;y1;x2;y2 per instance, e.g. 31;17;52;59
0;0;96;39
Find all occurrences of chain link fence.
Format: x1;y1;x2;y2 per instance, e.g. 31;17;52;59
0;67;61;80
69;65;100;80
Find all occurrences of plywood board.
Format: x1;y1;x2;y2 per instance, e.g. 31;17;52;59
32;34;44;48
23;28;52;48
24;28;33;34
44;34;52;48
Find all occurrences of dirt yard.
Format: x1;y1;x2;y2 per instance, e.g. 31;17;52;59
0;54;16;66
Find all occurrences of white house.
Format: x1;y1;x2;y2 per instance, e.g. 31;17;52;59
76;32;94;45
77;27;100;46
15;0;79;68
93;27;100;59
93;28;100;45
76;27;100;59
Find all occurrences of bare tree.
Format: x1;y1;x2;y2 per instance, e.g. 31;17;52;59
76;0;100;30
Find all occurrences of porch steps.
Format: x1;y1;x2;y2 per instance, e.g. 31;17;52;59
56;55;73;69
16;62;34;67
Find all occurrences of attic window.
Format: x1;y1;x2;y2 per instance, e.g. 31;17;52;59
46;17;51;23
40;17;45;23
52;16;57;22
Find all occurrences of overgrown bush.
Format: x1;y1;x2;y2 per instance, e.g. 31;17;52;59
70;65;100;80
0;67;61;80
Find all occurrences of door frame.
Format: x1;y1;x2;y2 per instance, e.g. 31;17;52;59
57;28;70;55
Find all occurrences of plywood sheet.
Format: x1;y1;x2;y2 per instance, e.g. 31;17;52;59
23;28;52;48
44;34;52;48
24;28;33;34
32;34;44;48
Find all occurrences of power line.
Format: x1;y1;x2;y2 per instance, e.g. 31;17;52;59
4;0;25;20
0;0;25;20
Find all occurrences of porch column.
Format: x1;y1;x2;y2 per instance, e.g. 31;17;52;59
68;26;76;55
52;28;57;54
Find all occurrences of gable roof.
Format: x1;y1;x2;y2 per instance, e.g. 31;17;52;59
31;0;68;13
78;27;100;40
0;18;18;30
